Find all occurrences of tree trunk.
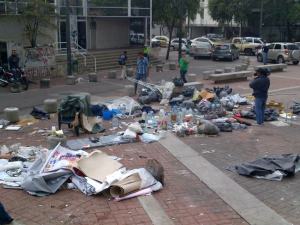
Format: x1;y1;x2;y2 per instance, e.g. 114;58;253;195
166;20;175;60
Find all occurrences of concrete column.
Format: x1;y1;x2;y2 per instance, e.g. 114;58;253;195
150;0;153;45
128;0;131;17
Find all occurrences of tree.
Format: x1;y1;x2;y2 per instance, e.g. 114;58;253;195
21;0;56;47
153;0;201;60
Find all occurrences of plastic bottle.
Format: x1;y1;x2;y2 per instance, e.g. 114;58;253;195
112;116;119;128
142;111;148;121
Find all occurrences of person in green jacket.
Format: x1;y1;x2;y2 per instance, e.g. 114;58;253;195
179;52;189;83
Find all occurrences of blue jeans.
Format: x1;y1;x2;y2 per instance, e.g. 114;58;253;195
180;70;187;83
255;97;267;124
0;203;13;224
135;73;146;94
263;52;268;65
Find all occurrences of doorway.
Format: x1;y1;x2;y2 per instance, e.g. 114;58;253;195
0;42;8;66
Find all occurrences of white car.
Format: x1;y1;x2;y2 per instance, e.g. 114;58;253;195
170;38;188;51
151;36;169;47
190;37;215;46
190;42;212;59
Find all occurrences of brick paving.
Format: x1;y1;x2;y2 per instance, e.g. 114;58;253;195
0;117;248;225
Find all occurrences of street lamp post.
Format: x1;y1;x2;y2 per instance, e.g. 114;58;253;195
66;0;72;76
259;0;263;37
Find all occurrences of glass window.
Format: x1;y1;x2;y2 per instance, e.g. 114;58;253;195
233;39;241;44
88;0;127;7
254;39;262;44
274;44;282;50
287;45;299;50
0;2;5;14
245;38;252;43
216;45;229;50
268;44;275;49
131;0;150;8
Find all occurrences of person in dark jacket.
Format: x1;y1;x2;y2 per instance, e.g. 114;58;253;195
249;68;270;125
0;202;13;224
8;49;20;70
118;51;127;79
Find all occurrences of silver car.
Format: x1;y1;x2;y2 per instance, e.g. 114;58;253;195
257;43;300;65
212;44;240;61
170;38;188;51
190;42;212;59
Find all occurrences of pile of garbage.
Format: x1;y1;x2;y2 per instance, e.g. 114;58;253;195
0;143;163;201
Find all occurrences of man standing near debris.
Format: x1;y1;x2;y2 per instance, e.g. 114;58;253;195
249;68;270;125
118;51;127;79
134;52;148;94
179;52;189;83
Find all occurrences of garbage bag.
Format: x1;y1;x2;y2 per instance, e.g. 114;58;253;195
173;77;184;87
30;107;50;120
229;154;300;181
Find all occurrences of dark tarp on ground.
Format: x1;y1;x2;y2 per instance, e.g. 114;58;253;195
229;154;300;181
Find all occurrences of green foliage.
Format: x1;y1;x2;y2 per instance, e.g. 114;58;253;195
153;0;202;59
208;0;234;25
21;0;56;47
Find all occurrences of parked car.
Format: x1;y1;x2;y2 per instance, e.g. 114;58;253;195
151;36;169;47
257;43;300;65
190;42;212;59
130;33;145;45
232;37;264;55
190;37;216;46
212;43;240;61
170;38;188;51
295;42;300;49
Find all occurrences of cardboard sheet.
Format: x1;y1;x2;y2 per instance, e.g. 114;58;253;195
110;173;141;197
76;150;123;183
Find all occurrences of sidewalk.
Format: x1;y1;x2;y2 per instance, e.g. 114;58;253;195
0;117;248;225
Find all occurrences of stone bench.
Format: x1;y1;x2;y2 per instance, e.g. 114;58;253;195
88;73;98;82
169;62;176;70
156;64;163;72
209;71;252;83
108;70;117;79
40;78;50;88
44;99;58;113
254;64;287;72
4;107;20;123
183;82;204;90
66;76;76;85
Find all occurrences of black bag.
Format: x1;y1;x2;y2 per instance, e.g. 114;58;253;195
173;77;184;87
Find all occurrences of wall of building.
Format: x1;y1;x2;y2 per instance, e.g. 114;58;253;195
0;17;56;47
89;18;130;49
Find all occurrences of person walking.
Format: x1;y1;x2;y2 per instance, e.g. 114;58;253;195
134;52;148;94
118;51;127;79
262;43;269;65
249;68;270;125
179;52;189;83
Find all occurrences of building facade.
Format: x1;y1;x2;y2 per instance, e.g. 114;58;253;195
0;0;152;64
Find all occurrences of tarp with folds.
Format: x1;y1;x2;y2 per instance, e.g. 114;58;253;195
229;154;300;181
58;93;92;121
21;151;72;196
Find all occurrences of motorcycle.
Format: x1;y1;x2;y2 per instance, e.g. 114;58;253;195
0;66;29;92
